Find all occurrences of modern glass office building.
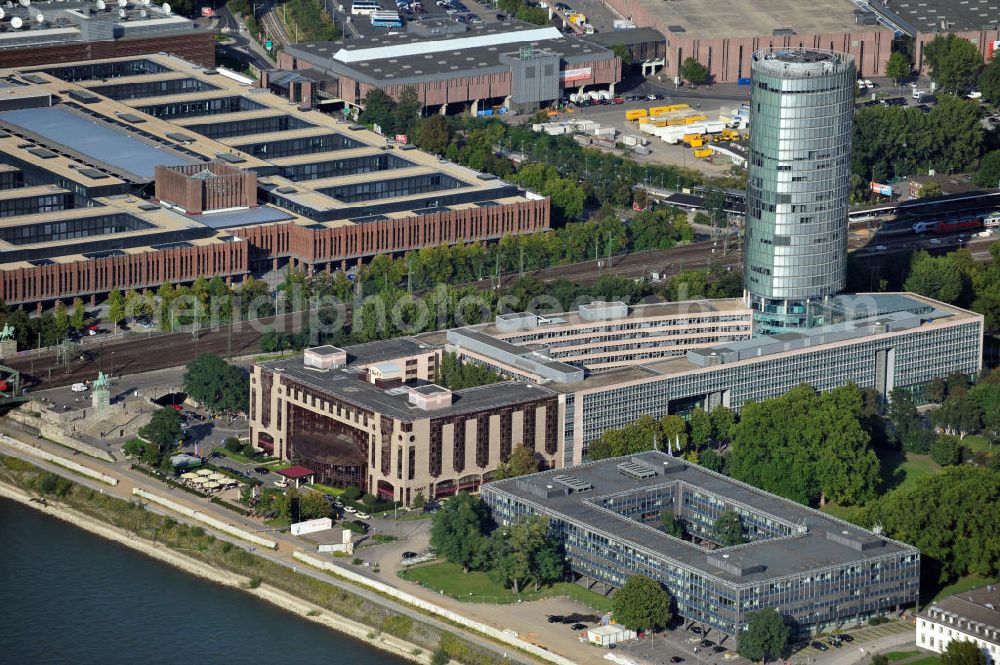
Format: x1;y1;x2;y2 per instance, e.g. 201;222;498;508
484;452;921;637
744;49;856;334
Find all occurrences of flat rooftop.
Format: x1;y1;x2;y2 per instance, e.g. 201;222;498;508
286;21;613;84
887;0;1000;33
635;0;871;39
486;450;919;585
260;338;555;421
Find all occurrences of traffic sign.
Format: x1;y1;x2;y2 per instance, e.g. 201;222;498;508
265;38;273;50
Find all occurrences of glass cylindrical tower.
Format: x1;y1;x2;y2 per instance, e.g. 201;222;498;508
744;48;855;334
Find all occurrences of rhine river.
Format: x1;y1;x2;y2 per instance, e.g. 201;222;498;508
0;498;409;665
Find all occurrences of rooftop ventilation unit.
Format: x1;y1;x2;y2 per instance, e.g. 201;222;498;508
552;474;593;493
617;459;658;480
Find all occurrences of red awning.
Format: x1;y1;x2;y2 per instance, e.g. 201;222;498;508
277;465;315;479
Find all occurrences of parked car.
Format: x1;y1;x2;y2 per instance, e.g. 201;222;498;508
670;657;685;663
690;626;703;635
352;520;370;532
570;623;587;630
701;640;715;648
343;505;358;514
811;641;829;652
402;551;419;559
253;466;269;475
713;646;727;654
273;479;288;488
356;511;372;520
71;382;89;392
837;634;854;643
547;615;564;624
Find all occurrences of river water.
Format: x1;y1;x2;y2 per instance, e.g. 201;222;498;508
0;498;409;665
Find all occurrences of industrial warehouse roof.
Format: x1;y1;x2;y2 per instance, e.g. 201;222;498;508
0;106;194;180
286;20;614;84
485;451;920;585
331;26;564;63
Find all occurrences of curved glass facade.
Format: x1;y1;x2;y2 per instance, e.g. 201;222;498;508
744;49;855;333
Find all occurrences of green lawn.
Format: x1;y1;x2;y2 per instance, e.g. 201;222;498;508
885;652;921;661
906;657;940;665
877;448;942;494
211;447;265;465
930;574;996;603
310;483;344;496
961;434;993;454
399;561;613;613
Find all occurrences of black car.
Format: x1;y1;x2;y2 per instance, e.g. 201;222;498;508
838;634;854;643
422;500;441;514
701;640;715;648
882;97;907;106
713;646;726;654
670;657;685;663
352;520;370;532
570;623;586;630
811;641;829;652
253;466;269;475
547;615;564;624
917;103;933;113
690;626;703;635
402;551;419;559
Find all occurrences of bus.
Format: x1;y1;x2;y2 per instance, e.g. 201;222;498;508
985;212;1000;229
371;10;402;26
351;1;382;15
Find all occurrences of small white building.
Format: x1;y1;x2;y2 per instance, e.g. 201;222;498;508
916;584;999;664
587;624;637;647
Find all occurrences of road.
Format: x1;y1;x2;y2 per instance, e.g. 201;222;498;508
216;6;275;71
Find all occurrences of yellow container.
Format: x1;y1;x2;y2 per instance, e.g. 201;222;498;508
664;103;690;112
683;134;703;147
649;106;672;117
650;118;668;127
694;147;714;158
638;117;651;125
626;109;649;121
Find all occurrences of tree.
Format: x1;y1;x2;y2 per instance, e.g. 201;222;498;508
359;88;396;133
415;115;451;154
699;448;726;473
922;34;984;93
183;353;250;413
660;415;688;452
927;376;949;403
714;510;745;546
53;300;69;335
904;252;966;304
660;511;685;538
941;640;986;665
888;388;920;438
430;492;491;572
686;408;712;449
71;297;86;330
885;51;911;86
980;55;1000;106
123;438;160;465
729;384;880;507
494;445;541;480
680;57;709;84
611;575;673;631
974;150;1000;188
430;648;449;665
490;515;563;592
138;407;183;448
298;491;330;521
107;289;125;326
393;86;422;138
864;466;1000;583
710;406;737;444
225;436;242;453
609;43;632;69
738;608;790;663
930;434;963;466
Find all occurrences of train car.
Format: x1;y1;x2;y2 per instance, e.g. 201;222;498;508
984;212;1000;229
933;218;982;235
